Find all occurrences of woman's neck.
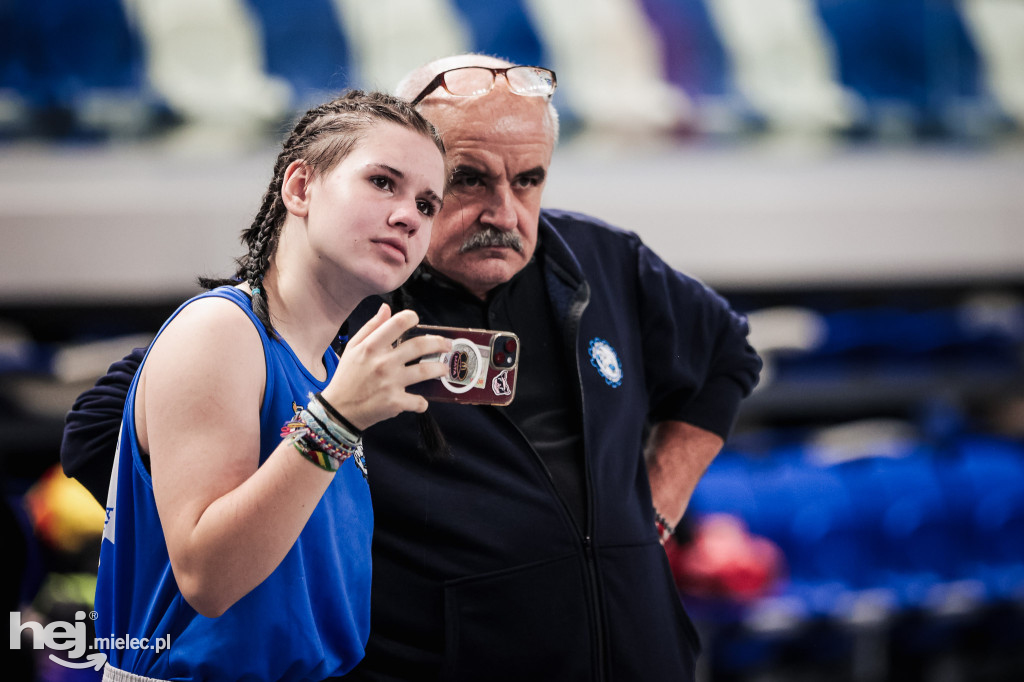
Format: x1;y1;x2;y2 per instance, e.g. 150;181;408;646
259;263;359;378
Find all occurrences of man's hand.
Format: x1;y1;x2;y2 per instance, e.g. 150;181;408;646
645;421;724;540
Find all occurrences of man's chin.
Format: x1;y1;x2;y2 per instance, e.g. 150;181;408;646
442;261;521;297
427;248;528;291
473;260;524;288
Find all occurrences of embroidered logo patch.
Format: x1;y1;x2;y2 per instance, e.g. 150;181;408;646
588;338;622;387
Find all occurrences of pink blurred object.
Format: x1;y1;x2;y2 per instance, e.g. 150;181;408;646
666;513;786;602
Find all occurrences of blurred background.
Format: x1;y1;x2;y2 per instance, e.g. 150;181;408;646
2;1;1023;680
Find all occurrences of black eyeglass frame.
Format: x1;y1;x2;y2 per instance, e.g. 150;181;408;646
409;66;557;107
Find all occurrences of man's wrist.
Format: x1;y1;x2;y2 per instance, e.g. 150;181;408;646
654;508;676;544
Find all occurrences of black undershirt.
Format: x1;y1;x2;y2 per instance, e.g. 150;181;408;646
406;249;588;528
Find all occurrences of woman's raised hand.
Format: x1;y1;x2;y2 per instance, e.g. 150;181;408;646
319;304;452;431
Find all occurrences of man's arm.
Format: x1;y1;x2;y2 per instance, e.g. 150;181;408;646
634;240;761;536
61;346;146;503
645;421;724;532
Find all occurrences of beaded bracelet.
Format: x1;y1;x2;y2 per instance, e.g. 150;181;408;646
306;392;367;479
281;396;367;477
283;406;356;473
291;430;346;471
300;408;359;456
282;414;341;473
654;508;676;544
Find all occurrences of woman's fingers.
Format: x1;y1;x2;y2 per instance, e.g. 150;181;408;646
356;309;421;350
397;393;431;415
404;352;452;384
345;303;391;347
392;334;453;366
332;310;482;428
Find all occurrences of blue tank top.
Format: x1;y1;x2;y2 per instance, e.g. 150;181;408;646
95;286;373;681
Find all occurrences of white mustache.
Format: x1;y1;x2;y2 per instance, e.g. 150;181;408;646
459;228;524;254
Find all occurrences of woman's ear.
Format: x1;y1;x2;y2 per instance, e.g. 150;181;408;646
281;159;312;217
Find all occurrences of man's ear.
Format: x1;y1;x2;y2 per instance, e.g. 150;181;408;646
281;159;313;217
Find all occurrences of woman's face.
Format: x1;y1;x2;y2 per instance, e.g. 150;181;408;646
303;122;446;297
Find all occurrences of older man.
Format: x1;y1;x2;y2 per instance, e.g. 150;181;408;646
62;55;760;681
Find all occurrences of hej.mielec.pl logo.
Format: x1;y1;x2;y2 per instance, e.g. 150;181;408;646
10;610;171;670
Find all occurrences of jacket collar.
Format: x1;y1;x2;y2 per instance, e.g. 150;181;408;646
536;210;589;327
536;209;586;291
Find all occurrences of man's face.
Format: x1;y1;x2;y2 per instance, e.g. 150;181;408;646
422;89;554;299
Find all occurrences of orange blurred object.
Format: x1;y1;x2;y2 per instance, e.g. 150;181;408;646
25;465;105;554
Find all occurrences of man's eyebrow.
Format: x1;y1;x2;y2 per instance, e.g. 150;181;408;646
451;163;490;177
515;166;547;182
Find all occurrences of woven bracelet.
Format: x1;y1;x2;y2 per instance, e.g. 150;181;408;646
300;408;359;455
283;408;347;473
284;427;341;473
305;395;360;447
312;392;363;439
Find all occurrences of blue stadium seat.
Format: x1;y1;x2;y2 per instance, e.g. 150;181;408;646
691;453;760;521
2;0;149;137
875;457;967;603
814;0;986;137
246;0;353;105
36;0;140;100
951;437;1024;600
452;0;545;68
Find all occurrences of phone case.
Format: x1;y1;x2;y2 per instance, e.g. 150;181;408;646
399;324;520;406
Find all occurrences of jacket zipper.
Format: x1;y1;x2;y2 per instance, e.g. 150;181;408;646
494;264;609;679
565;281;608;682
496;408;606;681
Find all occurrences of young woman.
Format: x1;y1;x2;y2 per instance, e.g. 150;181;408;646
95;90;452;681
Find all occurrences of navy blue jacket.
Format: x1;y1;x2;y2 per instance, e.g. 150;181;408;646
62;209;761;681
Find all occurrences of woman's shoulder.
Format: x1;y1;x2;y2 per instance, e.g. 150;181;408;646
174;289;257;334
148;289;264;373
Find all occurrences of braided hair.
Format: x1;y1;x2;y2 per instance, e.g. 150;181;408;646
199;89;446;336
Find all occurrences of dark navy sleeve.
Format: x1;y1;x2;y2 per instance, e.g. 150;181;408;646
60;346;146;503
636;242;761;439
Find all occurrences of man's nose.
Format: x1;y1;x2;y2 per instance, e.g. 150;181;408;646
480;184;517;232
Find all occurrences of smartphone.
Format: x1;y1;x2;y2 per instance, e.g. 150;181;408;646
399;325;520;405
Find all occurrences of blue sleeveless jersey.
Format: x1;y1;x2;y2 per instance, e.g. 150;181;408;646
95;286;373;681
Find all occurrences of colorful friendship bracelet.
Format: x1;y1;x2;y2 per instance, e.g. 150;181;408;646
299;409;359;456
293;433;345;472
282;396;367;476
283;411;347;473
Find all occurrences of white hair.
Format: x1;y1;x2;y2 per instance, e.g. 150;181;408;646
394;53;560;144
